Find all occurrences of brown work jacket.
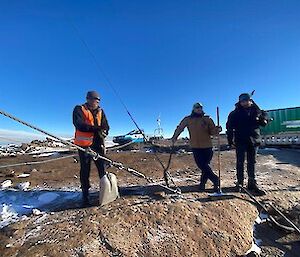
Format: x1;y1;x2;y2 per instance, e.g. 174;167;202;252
173;115;218;148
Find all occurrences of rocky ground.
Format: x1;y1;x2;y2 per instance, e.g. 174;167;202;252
0;147;300;256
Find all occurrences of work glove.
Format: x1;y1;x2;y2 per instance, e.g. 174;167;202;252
93;126;108;136
100;130;108;138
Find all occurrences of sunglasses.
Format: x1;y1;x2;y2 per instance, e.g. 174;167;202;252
88;97;100;101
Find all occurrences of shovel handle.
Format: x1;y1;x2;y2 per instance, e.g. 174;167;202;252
217;107;221;190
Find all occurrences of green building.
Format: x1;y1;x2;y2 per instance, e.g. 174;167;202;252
261;107;300;135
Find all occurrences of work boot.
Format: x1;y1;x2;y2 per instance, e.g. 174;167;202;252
247;180;266;196
235;182;243;192
82;196;91;207
213;184;219;193
199;183;206;192
81;190;91;207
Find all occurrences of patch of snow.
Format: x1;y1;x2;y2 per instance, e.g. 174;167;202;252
247;212;267;256
22;205;33;209
105;139;117;147
28;147;70;155
245;241;262;255
1;180;12;189
32;209;44;215
260;148;281;152
17;173;30;178
16;182;30;190
0;189;81;228
0;204;19;229
32;152;56;158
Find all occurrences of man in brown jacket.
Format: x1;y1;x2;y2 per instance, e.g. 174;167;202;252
172;103;220;192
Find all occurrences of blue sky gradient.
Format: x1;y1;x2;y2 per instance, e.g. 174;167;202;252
0;0;299;140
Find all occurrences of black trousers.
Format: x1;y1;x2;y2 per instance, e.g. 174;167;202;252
235;142;258;184
78;149;106;196
192;148;219;186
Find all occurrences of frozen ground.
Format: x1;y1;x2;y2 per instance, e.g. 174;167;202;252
0;148;300;256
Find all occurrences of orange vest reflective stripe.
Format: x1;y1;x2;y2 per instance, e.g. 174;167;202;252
74;105;102;147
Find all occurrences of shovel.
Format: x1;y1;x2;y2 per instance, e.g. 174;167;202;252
209;107;232;199
99;173;119;206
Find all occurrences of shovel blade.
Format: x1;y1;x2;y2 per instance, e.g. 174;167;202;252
99;173;119;206
208;191;235;200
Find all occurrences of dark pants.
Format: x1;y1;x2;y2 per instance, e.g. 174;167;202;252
235;142;258;184
192;148;219;187
78;149;106;197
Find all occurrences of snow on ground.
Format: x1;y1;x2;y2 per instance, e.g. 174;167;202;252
0;204;19;229
259;148;281;152
0;189;81;228
105;138;117;147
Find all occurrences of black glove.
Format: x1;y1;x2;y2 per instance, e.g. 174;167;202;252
100;130;108;138
93;126;108;138
93;126;102;132
256;110;272;127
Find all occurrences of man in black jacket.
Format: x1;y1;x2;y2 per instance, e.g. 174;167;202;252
226;93;268;195
73;91;110;206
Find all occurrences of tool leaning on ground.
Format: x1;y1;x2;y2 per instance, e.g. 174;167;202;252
0;109;181;206
209;107;233;199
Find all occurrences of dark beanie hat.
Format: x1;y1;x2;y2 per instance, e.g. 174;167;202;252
192;102;203;110
86;91;100;100
239;93;251;102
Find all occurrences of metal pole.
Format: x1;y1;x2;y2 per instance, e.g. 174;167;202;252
209;107;232;198
217;106;222;193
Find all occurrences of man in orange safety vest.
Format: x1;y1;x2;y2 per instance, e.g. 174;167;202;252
73;91;109;206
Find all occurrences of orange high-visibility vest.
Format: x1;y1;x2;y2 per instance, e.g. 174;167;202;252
74;104;102;147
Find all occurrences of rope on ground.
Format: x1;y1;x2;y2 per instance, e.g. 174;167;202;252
162;145;177;188
268;202;300;234
240;186;299;234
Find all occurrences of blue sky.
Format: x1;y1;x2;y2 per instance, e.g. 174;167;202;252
0;0;299;140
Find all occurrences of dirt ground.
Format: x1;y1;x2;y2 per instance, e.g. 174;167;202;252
0;147;300;256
